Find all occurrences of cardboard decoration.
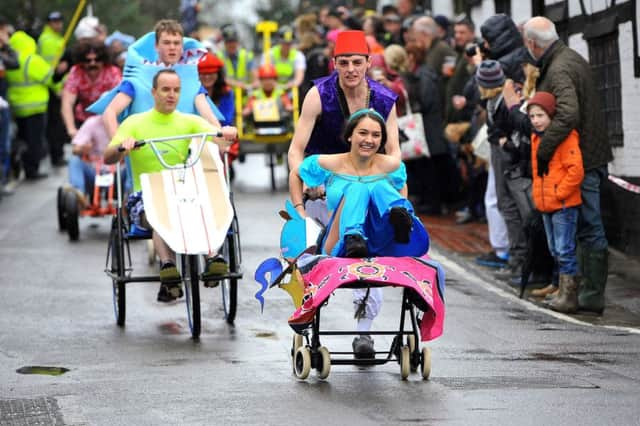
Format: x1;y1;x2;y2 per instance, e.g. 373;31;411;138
140;139;233;255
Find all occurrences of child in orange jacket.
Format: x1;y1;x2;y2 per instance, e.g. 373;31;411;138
528;91;584;314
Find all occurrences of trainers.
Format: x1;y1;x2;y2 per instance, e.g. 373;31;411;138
494;264;522;281
389;206;412;243
203;255;229;288
159;262;181;283
475;252;509;269
157;282;183;302
530;284;558;297
157;262;183;302
455;209;474;225
352;335;375;359
455;207;470;218
344;234;368;258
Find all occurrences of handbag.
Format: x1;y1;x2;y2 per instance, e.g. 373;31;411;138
471;123;490;161
397;89;430;160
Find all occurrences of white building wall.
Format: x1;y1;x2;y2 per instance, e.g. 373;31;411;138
567;0;582;17
567;32;588;57
638;0;640;53
584;0;613;14
431;0;454;18
613;21;640;177
511;1;531;25
471;1;495;29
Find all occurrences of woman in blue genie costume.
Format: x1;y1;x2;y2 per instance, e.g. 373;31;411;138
290;108;429;258
289;108;429;357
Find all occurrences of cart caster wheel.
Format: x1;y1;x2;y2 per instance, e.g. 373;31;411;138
65;190;80;241
317;346;331;380
407;334;416;353
146;240;157;265
57;187;68;231
292;333;303;355
407;335;418;372
421;347;432;380
400;345;410;380
291;333;304;372
294;346;311;380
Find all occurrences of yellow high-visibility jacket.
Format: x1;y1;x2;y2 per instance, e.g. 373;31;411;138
6;31;54;117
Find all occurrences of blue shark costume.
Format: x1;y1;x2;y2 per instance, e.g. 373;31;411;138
87;32;223;121
87;32;223;237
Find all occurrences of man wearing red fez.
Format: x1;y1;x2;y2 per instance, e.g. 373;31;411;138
287;30;402;356
288;30;400;193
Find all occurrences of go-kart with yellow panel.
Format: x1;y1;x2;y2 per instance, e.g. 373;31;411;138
235;21;299;191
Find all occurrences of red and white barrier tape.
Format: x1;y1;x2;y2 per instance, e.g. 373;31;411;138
608;175;640;194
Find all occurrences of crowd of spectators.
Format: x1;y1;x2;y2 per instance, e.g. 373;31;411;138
0;12;129;198
230;2;609;315
0;4;611;315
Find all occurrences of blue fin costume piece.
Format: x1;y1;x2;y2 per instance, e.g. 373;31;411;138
254;258;284;313
280;199;306;259
87;32;223;122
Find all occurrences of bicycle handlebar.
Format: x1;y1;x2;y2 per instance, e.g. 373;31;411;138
117;132;225;171
117;140;146;152
116;131;223;152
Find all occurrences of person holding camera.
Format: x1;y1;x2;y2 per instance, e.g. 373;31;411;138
445;16;477;123
478;14;533;281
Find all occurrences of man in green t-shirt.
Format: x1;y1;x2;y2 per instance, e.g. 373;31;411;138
105;69;229;302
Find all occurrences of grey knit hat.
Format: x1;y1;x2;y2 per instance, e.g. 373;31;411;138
476;60;505;89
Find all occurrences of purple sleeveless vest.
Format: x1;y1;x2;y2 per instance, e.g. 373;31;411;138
306;72;398;155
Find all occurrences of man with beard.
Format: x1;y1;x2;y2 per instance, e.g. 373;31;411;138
287;31;400;358
445;16;476;123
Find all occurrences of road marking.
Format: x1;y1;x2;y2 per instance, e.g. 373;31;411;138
431;247;640;335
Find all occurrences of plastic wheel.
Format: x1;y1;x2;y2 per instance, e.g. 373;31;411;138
407;334;416;353
294;346;311;380
421;347;432;380
183;255;201;339
292;333;303;353
221;216;240;324
109;220;125;326
400;346;410;380
57;187;67;231
146;240;156;265
317;346;331;380
291;333;304;373
407;335;419;372
65;191;80;241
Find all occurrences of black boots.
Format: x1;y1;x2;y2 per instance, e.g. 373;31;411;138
390;206;412;243
578;248;608;314
342;207;413;258
344;234;368;258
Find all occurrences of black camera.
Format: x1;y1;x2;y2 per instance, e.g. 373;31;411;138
465;41;489;58
465;43;479;57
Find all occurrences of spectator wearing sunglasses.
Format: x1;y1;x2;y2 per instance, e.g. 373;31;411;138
61;41;121;139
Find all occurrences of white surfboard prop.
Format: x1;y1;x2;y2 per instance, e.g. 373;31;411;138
140;133;233;255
